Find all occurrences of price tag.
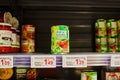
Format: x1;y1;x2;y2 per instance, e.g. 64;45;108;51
111;55;120;67
31;55;56;68
0;55;13;68
62;55;87;68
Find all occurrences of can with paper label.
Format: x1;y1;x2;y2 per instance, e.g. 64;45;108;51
51;25;69;54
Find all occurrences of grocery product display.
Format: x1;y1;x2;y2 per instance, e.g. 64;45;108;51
0;0;120;80
95;19;120;53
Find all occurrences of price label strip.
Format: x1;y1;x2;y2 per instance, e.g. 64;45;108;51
31;55;56;68
62;55;87;68
0;55;13;68
111;55;120;67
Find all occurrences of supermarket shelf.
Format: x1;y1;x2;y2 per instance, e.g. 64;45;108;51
0;53;120;68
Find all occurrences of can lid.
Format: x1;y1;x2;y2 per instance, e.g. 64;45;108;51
0;22;12;26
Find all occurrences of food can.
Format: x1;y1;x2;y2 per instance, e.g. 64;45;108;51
22;25;35;40
95;19;107;37
22;25;35;53
95;19;107;53
16;67;36;80
107;19;117;37
0;23;12;53
0;68;14;80
96;36;107;53
117;20;120;52
107;19;118;53
51;25;69;54
22;39;35;53
106;72;120;80
107;37;118;53
81;70;97;80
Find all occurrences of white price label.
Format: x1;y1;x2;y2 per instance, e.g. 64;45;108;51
111;55;120;67
31;55;56;68
62;55;87;68
0;56;13;68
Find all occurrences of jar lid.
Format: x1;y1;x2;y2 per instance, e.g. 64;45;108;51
0;23;12;26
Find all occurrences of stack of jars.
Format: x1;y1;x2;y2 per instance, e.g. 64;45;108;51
0;11;20;53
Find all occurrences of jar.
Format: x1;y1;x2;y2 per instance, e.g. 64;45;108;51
11;27;17;53
16;30;20;52
0;23;12;53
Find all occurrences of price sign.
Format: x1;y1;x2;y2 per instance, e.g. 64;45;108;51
31;55;56;68
111;55;120;67
62;55;87;68
0;55;13;68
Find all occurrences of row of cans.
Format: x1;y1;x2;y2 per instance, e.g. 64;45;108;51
95;19;120;53
21;25;69;54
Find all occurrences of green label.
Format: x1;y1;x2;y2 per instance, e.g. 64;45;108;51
51;25;69;54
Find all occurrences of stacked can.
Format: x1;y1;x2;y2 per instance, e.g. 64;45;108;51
21;25;35;53
81;70;97;80
107;19;118;53
95;19;107;53
117;20;120;51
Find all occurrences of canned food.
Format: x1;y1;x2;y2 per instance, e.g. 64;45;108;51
95;19;107;37
22;25;35;40
16;67;36;80
51;25;69;54
107;19;117;37
107;37;118;53
81;70;97;80
0;23;12;53
96;36;107;53
22;25;35;53
117;20;120;52
106;19;118;53
0;68;13;80
106;72;120;80
22;40;35;53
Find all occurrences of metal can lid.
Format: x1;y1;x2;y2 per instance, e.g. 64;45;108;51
81;70;96;72
0;22;12;26
51;25;69;30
